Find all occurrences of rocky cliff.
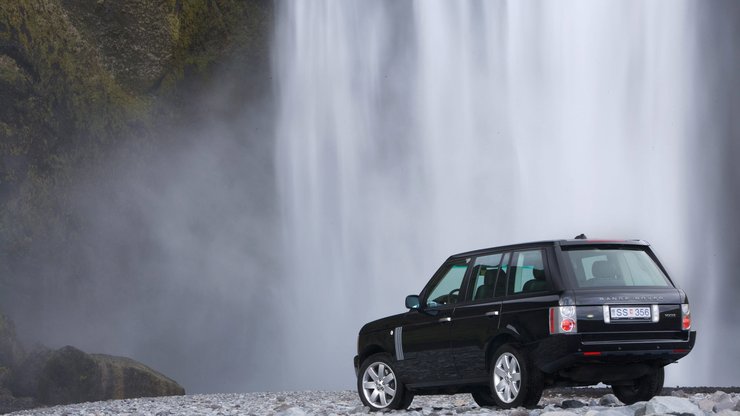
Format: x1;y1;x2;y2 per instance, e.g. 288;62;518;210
0;1;272;411
0;0;271;260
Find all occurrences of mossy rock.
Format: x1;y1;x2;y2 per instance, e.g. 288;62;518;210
36;346;101;405
59;0;178;93
0;390;36;414
93;353;185;400
10;346;52;398
36;346;184;406
0;0;272;271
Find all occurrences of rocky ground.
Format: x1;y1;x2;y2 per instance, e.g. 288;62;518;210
5;388;740;416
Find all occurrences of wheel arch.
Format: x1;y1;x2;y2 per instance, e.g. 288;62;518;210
359;344;387;365
485;331;524;372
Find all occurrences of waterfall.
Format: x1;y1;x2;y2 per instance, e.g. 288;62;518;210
274;1;712;389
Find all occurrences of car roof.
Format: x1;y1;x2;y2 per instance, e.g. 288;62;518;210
448;238;650;260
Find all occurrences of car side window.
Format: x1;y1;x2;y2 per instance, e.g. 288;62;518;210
506;250;550;295
425;263;468;308
470;253;503;301
494;252;510;297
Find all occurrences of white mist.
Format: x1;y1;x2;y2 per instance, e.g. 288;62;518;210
274;1;711;389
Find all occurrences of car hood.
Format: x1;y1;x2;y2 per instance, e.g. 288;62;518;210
359;312;406;334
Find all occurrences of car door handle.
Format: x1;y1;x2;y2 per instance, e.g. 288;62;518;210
438;317;452;323
485;311;500;317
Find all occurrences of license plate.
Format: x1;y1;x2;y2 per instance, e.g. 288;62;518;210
610;306;652;320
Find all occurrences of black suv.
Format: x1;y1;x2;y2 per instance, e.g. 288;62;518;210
354;238;695;410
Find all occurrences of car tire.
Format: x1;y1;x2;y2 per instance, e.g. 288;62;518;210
399;389;415;409
357;353;411;411
488;344;544;409
612;367;665;405
472;390;497;407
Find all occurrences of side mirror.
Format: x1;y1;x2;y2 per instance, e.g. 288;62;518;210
405;295;421;310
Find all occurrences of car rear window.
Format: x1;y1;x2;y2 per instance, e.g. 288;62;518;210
563;247;672;288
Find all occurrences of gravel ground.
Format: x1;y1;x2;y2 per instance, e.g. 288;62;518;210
6;389;740;416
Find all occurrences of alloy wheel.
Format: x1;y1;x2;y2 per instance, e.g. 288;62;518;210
361;361;397;408
493;352;521;403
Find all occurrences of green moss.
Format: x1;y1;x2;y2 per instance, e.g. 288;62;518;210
156;0;271;91
0;0;272;289
158;0;228;89
0;56;28;86
0;1;153;262
2;2;139;129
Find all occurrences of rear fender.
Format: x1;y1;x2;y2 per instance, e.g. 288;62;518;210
484;329;526;372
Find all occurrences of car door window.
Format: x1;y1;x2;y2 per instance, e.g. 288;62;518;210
494;252;510;297
425;263;468;308
469;253;503;301
506;249;550;295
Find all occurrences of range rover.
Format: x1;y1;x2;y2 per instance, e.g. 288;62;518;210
354;237;696;410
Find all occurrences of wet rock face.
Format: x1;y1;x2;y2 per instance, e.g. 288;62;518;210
37;346;102;405
94;353;185;400
59;0;176;93
0;0;134;215
37;346;185;406
10;346;52;398
0;0;272;282
0;53;33;122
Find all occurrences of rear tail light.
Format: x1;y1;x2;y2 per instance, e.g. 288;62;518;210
549;306;577;334
681;304;691;330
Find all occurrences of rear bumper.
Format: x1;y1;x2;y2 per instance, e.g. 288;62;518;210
353;355;360;376
535;330;696;374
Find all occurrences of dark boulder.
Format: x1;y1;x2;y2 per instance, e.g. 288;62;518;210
0;392;36;415
37;346;102;405
561;399;588;409
37;346;184;406
0;313;184;408
94;353;185;400
8;346;52;398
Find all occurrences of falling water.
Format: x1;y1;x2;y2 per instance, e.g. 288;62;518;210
274;1;718;389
